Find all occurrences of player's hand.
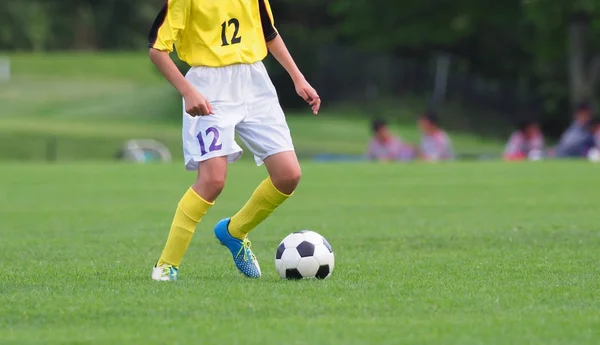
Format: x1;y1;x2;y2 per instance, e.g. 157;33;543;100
295;79;321;115
183;90;213;116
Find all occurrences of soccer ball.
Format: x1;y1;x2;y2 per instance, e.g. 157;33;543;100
275;230;334;280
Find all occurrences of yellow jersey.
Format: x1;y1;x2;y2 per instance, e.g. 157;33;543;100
148;0;278;67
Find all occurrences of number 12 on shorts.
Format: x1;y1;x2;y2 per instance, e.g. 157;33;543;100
197;127;222;155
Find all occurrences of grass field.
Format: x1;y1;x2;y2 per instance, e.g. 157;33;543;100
1;161;599;344
0;53;503;161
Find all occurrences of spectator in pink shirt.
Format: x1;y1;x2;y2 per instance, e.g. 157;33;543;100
504;119;544;161
418;112;453;161
366;119;415;161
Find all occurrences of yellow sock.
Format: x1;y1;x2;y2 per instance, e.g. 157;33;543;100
229;177;291;239
157;188;213;267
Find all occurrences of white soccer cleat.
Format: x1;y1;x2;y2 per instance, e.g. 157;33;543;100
152;264;178;281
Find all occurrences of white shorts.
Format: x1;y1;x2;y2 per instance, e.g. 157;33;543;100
182;61;294;170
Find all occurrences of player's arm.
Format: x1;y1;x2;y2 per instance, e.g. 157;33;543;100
148;51;194;102
147;0;212;116
267;36;321;115
259;0;321;114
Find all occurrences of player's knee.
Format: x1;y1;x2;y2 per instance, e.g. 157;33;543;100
272;168;301;195
194;173;226;201
289;169;302;187
204;174;226;191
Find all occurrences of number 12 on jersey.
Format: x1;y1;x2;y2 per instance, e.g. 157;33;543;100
221;18;242;46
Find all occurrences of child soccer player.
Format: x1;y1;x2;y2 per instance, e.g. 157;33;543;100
148;0;321;281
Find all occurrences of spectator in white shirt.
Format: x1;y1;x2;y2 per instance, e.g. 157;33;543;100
418;111;453;161
366;119;415;161
504;119;544;161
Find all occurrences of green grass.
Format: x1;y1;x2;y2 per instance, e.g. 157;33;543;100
0;52;503;161
0;52;172;123
4;52;164;81
1;161;599;344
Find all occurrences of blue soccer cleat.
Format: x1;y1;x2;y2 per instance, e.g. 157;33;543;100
214;218;261;278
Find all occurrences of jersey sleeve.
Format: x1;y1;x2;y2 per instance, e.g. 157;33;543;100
258;0;278;42
148;0;191;52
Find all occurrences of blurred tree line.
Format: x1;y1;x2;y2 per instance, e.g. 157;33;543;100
2;0;600;134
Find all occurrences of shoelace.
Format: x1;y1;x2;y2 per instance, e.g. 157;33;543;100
161;265;176;276
236;238;257;262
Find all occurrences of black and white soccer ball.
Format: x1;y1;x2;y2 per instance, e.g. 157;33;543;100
275;230;334;280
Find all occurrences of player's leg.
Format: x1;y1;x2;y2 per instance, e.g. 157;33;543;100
213;151;296;279
153;65;243;281
223;62;299;241
212;148;271;278
226;151;299;241
213;62;298;279
152;157;227;282
152;121;242;280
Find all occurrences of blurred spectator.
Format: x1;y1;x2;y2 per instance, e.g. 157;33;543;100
366;119;415;161
555;102;594;158
503;119;544;161
418;111;453;161
590;118;600;148
587;118;600;161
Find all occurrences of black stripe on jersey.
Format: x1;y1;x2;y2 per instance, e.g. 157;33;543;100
258;0;278;42
148;3;168;48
